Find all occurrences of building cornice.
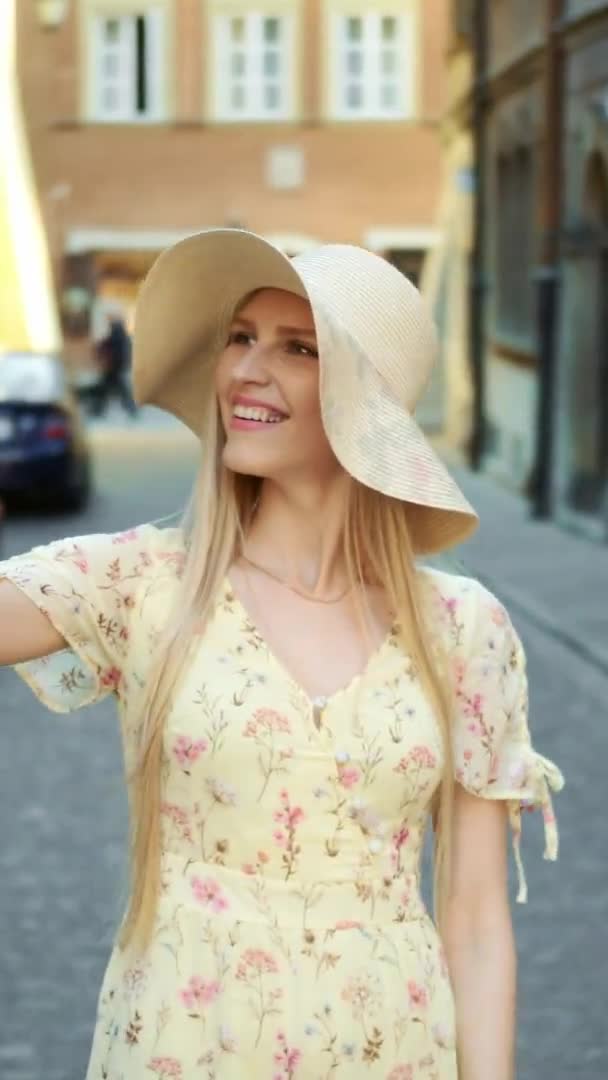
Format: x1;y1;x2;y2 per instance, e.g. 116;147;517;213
64;227;326;255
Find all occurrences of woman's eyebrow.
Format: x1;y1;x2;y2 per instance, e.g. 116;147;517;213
231;316;316;338
277;325;317;337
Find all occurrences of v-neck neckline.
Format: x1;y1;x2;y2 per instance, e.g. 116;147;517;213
223;575;398;709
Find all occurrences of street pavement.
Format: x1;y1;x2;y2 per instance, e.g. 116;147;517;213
0;426;606;1079
449;463;608;674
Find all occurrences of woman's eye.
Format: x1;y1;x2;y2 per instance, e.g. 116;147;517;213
287;340;318;358
228;330;253;346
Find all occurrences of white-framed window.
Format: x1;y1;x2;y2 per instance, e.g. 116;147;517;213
212;14;293;121
331;12;414;120
88;7;165;122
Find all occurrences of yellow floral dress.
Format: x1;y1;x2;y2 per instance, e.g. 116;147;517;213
0;523;564;1080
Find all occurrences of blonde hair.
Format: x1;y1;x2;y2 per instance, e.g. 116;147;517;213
119;402;455;955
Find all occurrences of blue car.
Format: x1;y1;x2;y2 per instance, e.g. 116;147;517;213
0;352;92;511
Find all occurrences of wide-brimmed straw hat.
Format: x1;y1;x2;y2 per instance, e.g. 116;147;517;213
132;228;478;555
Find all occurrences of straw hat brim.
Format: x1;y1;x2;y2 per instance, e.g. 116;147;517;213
132;229;478;555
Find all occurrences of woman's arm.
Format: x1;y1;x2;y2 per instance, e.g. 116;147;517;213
0;579;66;665
443;784;517;1080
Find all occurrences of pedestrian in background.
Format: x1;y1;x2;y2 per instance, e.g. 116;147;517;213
0;229;564;1079
91;316;137;418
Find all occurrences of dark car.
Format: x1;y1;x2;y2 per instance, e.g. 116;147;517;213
0;352;92;512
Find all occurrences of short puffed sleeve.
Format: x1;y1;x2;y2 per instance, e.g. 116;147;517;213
0;523;184;713
449;578;564;902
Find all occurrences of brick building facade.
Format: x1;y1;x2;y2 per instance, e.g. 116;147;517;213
19;0;449;371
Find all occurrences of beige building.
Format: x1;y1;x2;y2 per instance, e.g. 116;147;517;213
438;0;608;542
556;0;608;539
422;1;475;450
19;0;449;372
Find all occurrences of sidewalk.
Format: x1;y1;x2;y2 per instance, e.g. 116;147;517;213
446;462;608;674
86;403;197;450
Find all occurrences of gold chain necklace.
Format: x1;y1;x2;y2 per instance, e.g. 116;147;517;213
240;553;353;605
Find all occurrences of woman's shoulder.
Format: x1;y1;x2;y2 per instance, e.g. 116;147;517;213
45;521;188;603
418;564;512;652
119;521;186;561
103;521;187;589
418;562;502;608
0;519;186;584
69;520;184;561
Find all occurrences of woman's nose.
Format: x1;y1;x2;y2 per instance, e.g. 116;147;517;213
232;341;271;381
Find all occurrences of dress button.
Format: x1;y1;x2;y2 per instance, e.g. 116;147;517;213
368;837;383;855
334;749;350;764
311;697;327;732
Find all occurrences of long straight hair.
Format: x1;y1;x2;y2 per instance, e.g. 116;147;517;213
119;399;455;953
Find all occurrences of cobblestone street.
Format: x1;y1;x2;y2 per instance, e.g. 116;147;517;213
0;429;605;1079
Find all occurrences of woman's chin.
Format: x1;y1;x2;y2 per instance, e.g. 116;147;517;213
222;444;280;480
221;434;340;485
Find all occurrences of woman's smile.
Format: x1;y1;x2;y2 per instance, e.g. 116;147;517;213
230;394;290;431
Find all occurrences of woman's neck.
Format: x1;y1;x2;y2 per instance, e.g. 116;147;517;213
242;476;349;594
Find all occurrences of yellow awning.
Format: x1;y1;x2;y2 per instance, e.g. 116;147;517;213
0;0;61;353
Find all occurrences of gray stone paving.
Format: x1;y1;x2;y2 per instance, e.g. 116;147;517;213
0;438;606;1078
448;462;608;674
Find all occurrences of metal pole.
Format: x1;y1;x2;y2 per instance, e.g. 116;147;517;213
531;0;564;518
468;0;489;470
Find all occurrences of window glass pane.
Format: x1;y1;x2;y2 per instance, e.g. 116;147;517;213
346;50;363;76
381;49;396;76
264;17;280;43
103;54;119;78
231;84;245;110
231;52;246;77
230;17;245;42
454;0;473;36
346;16;362;41
264;84;280;110
346;83;363;108
496;150;535;336
263;51;280;77
380;83;398;109
102;86;120;112
104;18;120;43
381;16;397;41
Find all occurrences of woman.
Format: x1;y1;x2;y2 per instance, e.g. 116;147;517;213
0;229;563;1079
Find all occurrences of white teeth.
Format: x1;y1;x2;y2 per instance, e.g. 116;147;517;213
232;405;285;423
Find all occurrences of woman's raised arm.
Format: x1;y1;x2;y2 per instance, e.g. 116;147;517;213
0;578;67;666
0;524;176;713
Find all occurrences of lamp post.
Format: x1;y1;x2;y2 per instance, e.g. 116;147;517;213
468;0;489;470
530;0;565;518
34;0;69;30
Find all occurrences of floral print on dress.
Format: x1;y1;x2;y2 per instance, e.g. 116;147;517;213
0;526;183;712
0;523;564;1078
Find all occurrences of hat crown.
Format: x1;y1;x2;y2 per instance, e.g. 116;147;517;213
292;244;438;410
